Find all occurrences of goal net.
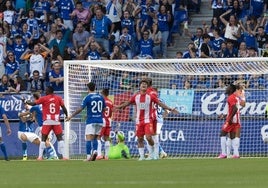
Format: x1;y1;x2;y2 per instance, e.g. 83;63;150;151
64;58;268;159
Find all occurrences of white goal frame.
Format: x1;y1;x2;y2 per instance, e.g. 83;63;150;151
64;57;268;159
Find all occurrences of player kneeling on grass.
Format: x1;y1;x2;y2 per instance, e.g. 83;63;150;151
18;103;58;160
108;131;130;159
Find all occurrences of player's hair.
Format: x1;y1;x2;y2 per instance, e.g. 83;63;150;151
225;83;244;95
102;88;109;96
139;79;149;86
33;92;41;100
46;86;54;94
87;82;96;91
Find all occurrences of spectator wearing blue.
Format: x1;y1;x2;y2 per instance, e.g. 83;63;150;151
14;0;27;11
121;10;135;36
84;39;102;60
239;17;257;49
7;35;28;65
182;42;198;59
210;28;225;57
223;39;238;57
26;9;41;46
19;23;33;45
248;74;266;89
185;27;204;49
90;8;114;54
38;12;51;34
135;0;156;29
195;75;211;89
32;0;52;17
121;10;136;54
55;0;75;31
250;0;265;19
49;62;64;91
118;27;133;59
134;24;154;59
4;51;19;80
157;5;172;58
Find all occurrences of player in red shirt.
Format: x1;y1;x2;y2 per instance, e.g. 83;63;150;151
115;79;178;160
218;83;245;159
96;88;114;160
145;78;161;159
26;86;68;160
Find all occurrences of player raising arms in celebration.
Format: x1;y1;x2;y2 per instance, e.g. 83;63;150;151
115;79;178;160
218;83;245;159
26;86;68;160
96;88;114;160
66;82;106;161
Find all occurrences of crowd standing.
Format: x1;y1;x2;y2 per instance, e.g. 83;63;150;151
0;0;268;93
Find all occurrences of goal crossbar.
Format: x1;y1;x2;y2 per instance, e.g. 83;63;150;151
69;57;268;76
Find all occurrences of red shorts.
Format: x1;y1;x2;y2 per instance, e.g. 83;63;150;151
221;122;241;133
100;126;111;137
42;125;63;135
152;119;157;135
136;122;154;137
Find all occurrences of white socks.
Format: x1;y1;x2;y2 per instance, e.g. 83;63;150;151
220;136;227;155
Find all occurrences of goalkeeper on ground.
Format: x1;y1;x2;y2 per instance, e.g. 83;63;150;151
265;103;268;118
108;131;130;159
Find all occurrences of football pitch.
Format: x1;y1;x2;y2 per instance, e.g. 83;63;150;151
0;158;268;188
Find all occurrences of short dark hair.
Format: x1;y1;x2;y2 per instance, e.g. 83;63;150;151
87;82;96;91
139;79;149;86
46;86;54;94
33;70;40;75
102;88;109;96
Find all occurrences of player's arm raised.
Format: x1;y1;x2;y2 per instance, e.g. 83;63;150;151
114;101;131;111
157;101;179;114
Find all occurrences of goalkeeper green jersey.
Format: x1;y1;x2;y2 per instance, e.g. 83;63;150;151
108;143;130;159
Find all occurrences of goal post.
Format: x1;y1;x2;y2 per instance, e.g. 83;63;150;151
64;58;268;159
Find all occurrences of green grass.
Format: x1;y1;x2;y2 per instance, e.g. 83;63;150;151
1;158;268;188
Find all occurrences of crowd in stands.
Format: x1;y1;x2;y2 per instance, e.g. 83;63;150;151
171;0;268;90
0;0;267;93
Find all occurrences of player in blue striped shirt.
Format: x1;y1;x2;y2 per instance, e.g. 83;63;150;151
66;82;106;161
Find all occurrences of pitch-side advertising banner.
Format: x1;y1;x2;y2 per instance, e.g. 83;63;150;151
0;89;268;157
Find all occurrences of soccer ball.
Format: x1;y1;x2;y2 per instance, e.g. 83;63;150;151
261;125;268;143
262;132;268;143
